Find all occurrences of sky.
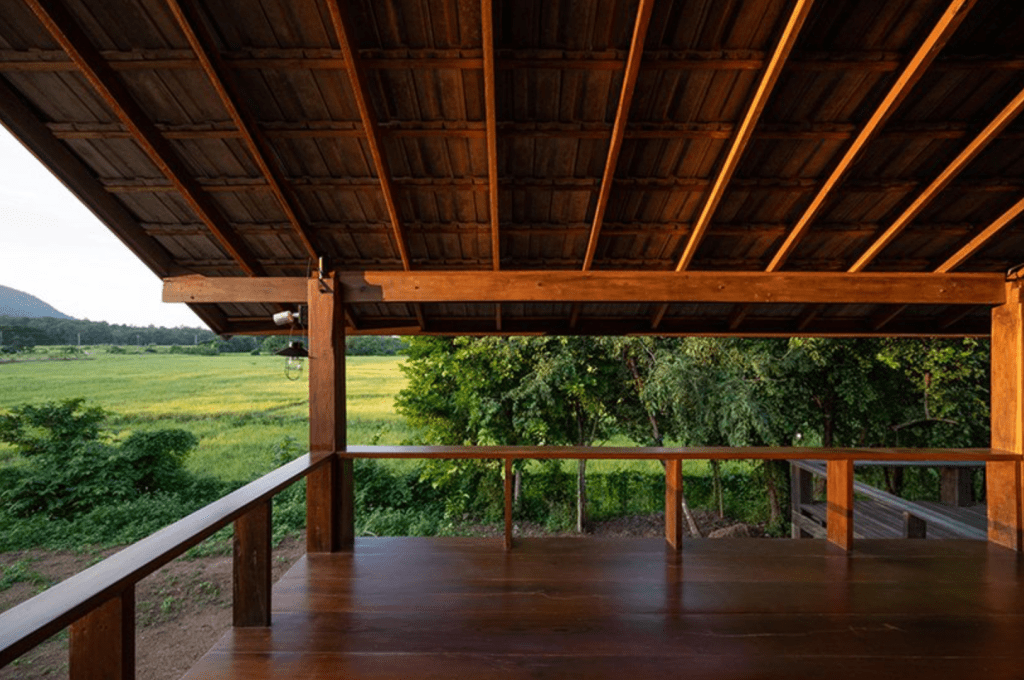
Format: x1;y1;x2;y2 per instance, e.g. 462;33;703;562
0;127;205;328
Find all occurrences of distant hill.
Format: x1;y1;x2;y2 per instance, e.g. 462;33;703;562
0;284;75;320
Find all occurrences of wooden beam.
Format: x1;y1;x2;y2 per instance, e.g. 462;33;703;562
665;459;682;550
504;458;513;550
827;459;854;550
24;0;265;276
307;274;353;552
233;500;271;627
675;0;815;272
849;83;1024;272
482;0;500;271
69;589;134;680
166;0;320;260
765;0;977;272
988;282;1024;550
324;0;411;270
935;196;1024;272
164;271;1007;306
581;0;654;270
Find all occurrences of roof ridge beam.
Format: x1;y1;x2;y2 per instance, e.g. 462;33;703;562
24;0;265;277
849;83;1024;272
581;0;654;270
765;0;977;273
165;0;320;261
325;0;411;271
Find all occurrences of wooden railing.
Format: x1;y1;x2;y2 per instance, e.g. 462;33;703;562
0;452;330;677
0;445;1016;677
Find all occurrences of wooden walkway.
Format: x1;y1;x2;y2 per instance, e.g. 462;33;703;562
182;537;1024;679
797;500;988;539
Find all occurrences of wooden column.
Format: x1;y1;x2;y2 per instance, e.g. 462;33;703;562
307;273;353;552
790;462;815;538
233;500;271;626
826;459;854;550
69;589;134;680
940;467;974;506
504;458;513;550
665;459;683;550
989;282;1024;550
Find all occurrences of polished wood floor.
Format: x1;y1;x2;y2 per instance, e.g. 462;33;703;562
182;537;1024;679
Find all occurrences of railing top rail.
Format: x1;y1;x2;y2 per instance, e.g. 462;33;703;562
0;452;328;667
344;445;1016;462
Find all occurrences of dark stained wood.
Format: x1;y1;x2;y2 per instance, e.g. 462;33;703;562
827;459;854;550
942;467;975;506
936;196;1024;273
904;511;928;539
665;459;682;549
233;501;272;627
504;458;513;550
0;453;322;667
581;0;653;270
307;274;352;552
69;589;133;680
165;0;319;260
988;283;1024;550
766;0;978;272
324;0;411;270
23;0;265;277
182;537;1024;680
481;0;499;271
164;272;1008;306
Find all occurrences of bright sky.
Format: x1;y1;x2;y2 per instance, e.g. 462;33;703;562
0;127;204;328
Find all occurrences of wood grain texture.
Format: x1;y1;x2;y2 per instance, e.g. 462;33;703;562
827;459;854;550
234;501;272;627
182;537;1024;680
504;458;513;550
988;285;1024;550
665;459;682;549
69;589;133;680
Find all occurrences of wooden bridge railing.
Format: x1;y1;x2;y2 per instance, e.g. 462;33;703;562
0;445;1016;679
0;452;330;678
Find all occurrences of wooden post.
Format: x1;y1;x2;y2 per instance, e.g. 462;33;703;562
827;459;854;550
233;500;271;627
665;459;682;550
903;511;927;539
940;467;974;507
504;458;513;550
70;589;134;680
989;282;1024;550
307;273;353;552
790;462;815;538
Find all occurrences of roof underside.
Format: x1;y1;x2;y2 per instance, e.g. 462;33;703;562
2;0;1023;336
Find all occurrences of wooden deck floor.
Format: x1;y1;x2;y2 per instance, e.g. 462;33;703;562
182;537;1024;679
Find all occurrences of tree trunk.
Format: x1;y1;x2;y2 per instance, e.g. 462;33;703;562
576;458;587;533
513;469;522;504
764;460;784;527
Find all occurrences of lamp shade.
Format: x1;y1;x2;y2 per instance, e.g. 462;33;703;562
276;341;308;358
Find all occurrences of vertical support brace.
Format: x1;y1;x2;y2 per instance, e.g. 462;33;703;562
307;273;353;552
665;459;683;550
827;459;854;550
70;588;134;680
989;282;1024;550
234;500;272;627
504;458;513;550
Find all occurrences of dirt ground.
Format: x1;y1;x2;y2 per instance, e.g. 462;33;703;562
0;511;759;680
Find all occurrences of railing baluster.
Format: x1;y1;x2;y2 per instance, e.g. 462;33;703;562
665;459;683;550
70;587;134;680
234;500;272;627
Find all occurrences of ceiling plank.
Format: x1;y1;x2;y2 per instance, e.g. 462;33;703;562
765;0;977;272
581;0;654;270
482;0;499;271
324;0;411;271
165;0;320;261
869;305;908;331
164;272;1006;306
849;83;1024;272
23;0;265;277
675;0;815;272
935;195;1024;272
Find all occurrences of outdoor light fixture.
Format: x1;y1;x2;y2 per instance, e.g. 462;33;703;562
276;341;308;381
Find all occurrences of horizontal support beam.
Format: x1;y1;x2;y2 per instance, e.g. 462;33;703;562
164;272;1007;306
341;445;1015;462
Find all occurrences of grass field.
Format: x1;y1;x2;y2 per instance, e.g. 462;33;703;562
0;348;737;482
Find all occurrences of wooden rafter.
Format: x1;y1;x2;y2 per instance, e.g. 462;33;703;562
675;0;815;272
580;0;654;271
765;0;977;273
482;0;499;271
24;0;265;276
935;196;1024;272
165;0;319;261
324;0;411;271
164;271;1006;306
849;83;1024;272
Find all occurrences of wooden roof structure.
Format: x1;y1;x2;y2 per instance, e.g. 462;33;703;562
2;0;1024;337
